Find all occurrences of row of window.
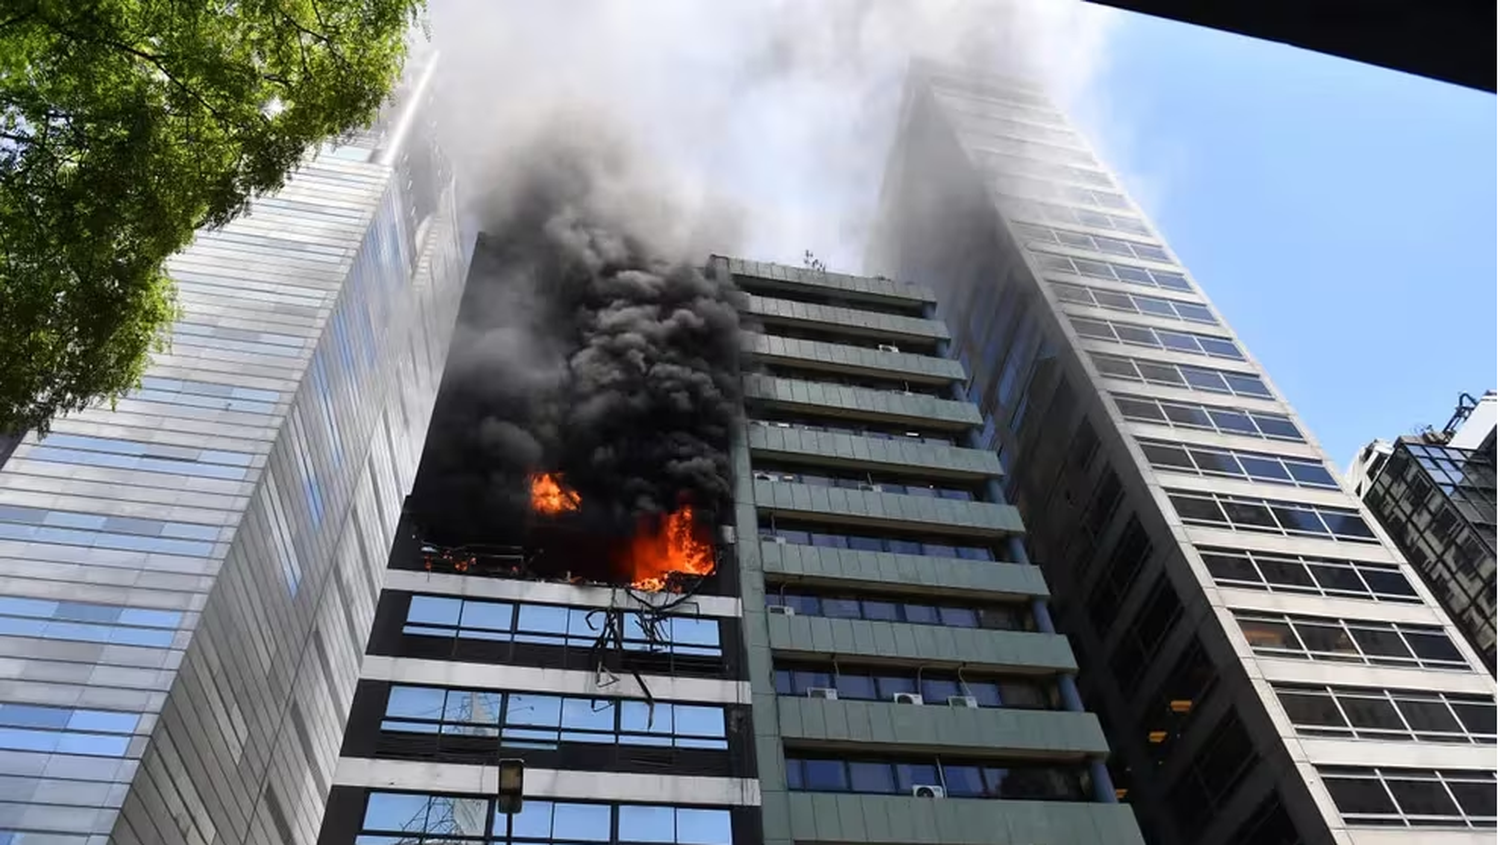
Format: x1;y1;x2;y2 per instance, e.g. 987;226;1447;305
774;665;1058;710
968;133;1097;170
1031;249;1191;292
785;755;1089;801
127;375;280;415
936;92;1080;148
935;87;1069;131
1168;490;1376;543
1002;197;1151;236
1052;282;1215;327
0;702;139;759
0;504;216;557
1276;684;1495;745
994;172;1132;213
750;468;976;501
1236;612;1468;670
27;432;256;481
1092;352;1274;400
172;322;305;358
0;596;183;649
765;590;1033;631
973;150;1113;189
1070;315;1243;361
1141;439;1338;489
931;78;1055;112
404;596;722;657
362;793;733;844
382;685;727;749
747;417;954;446
1017;222;1170;264
756;525;996;561
1111;393;1303;442
1200;547;1420;603
1321;767;1495;829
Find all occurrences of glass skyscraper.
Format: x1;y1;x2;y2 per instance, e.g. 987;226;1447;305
0;45;470;844
868;60;1497;845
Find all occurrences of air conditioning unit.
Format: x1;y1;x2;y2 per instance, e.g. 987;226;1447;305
773;536;787;545
947;695;979;709
911;784;945;798
806;687;839;700
878;343;901;353
767;604;796;617
892;692;924;705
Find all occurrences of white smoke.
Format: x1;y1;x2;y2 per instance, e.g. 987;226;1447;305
427;0;1121;271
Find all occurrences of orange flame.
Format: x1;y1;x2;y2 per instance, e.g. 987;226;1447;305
621;506;716;592
529;473;580;514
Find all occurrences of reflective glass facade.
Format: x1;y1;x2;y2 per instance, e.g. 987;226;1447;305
0;47;469;845
1361;436;1497;674
869;61;1497;845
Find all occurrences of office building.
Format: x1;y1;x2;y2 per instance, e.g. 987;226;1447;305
314;254;1144;845
1348;392;1497;674
868;61;1497;845
0;44;470;844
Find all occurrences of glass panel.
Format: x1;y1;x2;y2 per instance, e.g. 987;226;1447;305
1115;397;1167;421
1161;404;1213;428
1447;780;1499;817
1257;558;1316;589
1278;691;1346;727
459;601;513;632
848;761;896;794
1203;553;1260;583
364;793;431;833
507;695;562;727
408;596;460;626
1338;696;1404;730
1237;456;1293;483
1307;564;1365;594
1403;630;1464;663
835;673;877;700
1294;622;1359;657
1138;362;1187;386
1222;500;1278;529
1324;777;1396;814
387;686;445;721
1285;462;1337;487
619;805;676;843
1170;495;1225;523
1253;415;1302;439
1349;626;1411;659
1143;443;1195;469
894;763;939;791
943;765;987;797
676;809;733;845
1451;701;1497;735
1270;505;1327;535
1320;510;1376;540
1181;368;1228;392
1239;618;1299;650
802;759;849;791
1386;778;1459;817
1395;699;1462;734
1361;569;1418;598
938;607;979;628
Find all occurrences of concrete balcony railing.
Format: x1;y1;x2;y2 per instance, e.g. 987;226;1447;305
745;294;950;344
756;541;1047;601
766;613;1077;673
781;792;1146;845
746;422;1000;480
777;696;1110;758
751;480;1022;537
743;333;963;385
725;256;936;306
742;374;980;431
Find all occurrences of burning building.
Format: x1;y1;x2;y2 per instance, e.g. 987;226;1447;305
317;245;1138;845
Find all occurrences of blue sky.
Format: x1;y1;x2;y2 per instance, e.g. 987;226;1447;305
1073;11;1497;467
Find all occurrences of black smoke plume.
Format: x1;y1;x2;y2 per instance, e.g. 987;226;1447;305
409;129;743;550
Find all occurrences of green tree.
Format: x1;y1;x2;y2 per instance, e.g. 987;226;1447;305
0;0;425;435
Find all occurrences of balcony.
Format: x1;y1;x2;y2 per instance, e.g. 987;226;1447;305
766;614;1077;673
752;481;1022;537
744;294;950;344
743;333;963;385
742;375;980;430
758;541;1047;601
782;792;1145;845
726;256;935;307
746;423;1000;480
777;696;1109;758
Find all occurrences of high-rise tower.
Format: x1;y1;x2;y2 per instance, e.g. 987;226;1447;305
314;253;1144;845
869;61;1498;845
0;45;470;844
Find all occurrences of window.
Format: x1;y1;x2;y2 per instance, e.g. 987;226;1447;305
1110;575;1183;688
1002;197;1150;236
1111;393;1303;442
1229;794;1304;845
1200;547;1420;602
128;375;280;415
382;685;727;749
965;132;1098;168
0;702;139;758
0;596;182;648
973;150;1112;188
1020;225;1171;265
0;503;217;557
1167;711;1258;837
1319;767;1496;828
1090;353;1272;399
1167;490;1378;543
1275;685;1495;744
1086;516;1152;635
1067;315;1242;360
785;754;1089;800
359;793;735;843
757;524;996;561
1140;439;1336;489
403;596;721;657
765;589;1033;632
1138;638;1217;763
774;662;1060;710
1050;282;1213;327
1236;612;1471;670
747;417;955;446
1032;249;1191;293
